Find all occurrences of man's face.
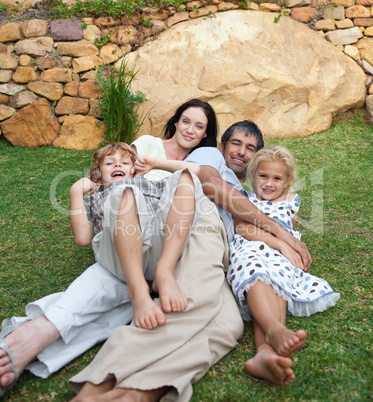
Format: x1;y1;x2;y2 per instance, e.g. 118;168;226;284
219;130;258;183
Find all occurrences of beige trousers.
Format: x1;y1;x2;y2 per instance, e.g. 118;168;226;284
70;198;244;402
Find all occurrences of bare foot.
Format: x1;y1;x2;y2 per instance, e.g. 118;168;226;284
267;326;307;357
0;316;59;388
152;271;187;314
70;380;116;402
72;388;127;401
71;381;169;402
132;294;166;330
244;343;295;386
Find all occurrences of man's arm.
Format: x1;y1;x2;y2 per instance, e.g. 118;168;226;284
70;178;95;247
197;165;312;270
235;220;304;270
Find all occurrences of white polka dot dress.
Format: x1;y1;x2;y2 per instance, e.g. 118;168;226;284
227;193;340;321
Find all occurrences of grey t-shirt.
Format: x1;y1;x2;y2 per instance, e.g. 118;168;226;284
186;147;246;243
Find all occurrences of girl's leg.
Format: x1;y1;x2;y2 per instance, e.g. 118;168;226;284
114;188;165;330
244;321;295;386
153;171;195;313
246;281;307;356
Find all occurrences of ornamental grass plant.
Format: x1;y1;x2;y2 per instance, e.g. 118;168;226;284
95;59;148;144
0;116;371;400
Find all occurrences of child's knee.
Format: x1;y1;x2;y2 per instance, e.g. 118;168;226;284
178;170;195;192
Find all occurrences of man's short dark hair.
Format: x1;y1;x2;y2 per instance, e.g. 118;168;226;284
220;120;264;151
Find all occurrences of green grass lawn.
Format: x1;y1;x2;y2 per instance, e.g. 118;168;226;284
0;116;372;401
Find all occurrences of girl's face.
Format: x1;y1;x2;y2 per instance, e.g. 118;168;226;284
174;107;208;150
253;160;291;201
100;151;135;185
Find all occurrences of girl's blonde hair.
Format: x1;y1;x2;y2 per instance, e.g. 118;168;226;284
90;142;138;183
248;146;298;193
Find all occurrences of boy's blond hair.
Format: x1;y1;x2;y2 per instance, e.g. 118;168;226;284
248;146;298;193
90;142;138;183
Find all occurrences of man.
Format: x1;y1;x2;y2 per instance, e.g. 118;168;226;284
0;120;311;397
189;120;310;261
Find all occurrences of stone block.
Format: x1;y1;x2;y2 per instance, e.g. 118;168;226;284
324;5;345;19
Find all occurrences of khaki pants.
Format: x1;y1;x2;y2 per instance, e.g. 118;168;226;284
70;199;244;401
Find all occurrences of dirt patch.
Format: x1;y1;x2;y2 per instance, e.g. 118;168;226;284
0;2;53;27
332;107;369;125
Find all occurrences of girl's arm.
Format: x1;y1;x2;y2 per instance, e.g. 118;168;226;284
135;156;200;176
293;213;298;230
70;177;97;247
235;219;305;270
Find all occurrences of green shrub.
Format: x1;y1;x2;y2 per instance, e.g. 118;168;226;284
95;59;149;144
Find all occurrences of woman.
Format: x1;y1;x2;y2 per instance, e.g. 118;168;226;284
132;98;218;180
67;103;243;401
0;100;224;397
70;195;242;402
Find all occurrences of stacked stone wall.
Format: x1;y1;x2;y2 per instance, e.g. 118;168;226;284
0;0;372;148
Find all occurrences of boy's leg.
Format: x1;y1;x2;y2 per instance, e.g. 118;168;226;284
114;188;166;330
153;171;195;313
245;281;307;356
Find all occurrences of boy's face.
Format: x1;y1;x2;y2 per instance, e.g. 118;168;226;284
100;151;135;185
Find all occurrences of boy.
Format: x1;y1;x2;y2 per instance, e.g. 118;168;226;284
70;143;202;330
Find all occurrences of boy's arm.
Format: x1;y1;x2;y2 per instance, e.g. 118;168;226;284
135;157;200;176
235;220;304;270
70;177;96;247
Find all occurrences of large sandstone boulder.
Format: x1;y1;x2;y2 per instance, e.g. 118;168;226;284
0;98;60;146
53;114;105;150
122;10;365;138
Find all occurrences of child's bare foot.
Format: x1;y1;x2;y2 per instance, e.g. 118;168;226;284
132;294;166;330
244;343;295;386
267;326;307;357
152;271;187;314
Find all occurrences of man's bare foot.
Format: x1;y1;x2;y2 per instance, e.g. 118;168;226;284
132;294;166;330
266;326;307;357
152;271;187;314
0;316;59;388
244;343;295;386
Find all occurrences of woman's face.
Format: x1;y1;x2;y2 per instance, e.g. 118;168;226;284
174;107;208;150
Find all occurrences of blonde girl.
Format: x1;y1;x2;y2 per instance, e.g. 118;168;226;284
228;146;340;386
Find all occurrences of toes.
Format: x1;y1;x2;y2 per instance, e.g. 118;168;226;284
1;370;17;388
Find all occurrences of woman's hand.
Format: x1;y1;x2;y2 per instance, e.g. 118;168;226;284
135;156;155;176
280;243;305;271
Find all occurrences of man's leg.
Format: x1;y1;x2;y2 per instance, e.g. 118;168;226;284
0;263;133;384
153;170;195;313
245;281;307;356
0;315;59;388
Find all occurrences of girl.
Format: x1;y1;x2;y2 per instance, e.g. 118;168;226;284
228;146;340;386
